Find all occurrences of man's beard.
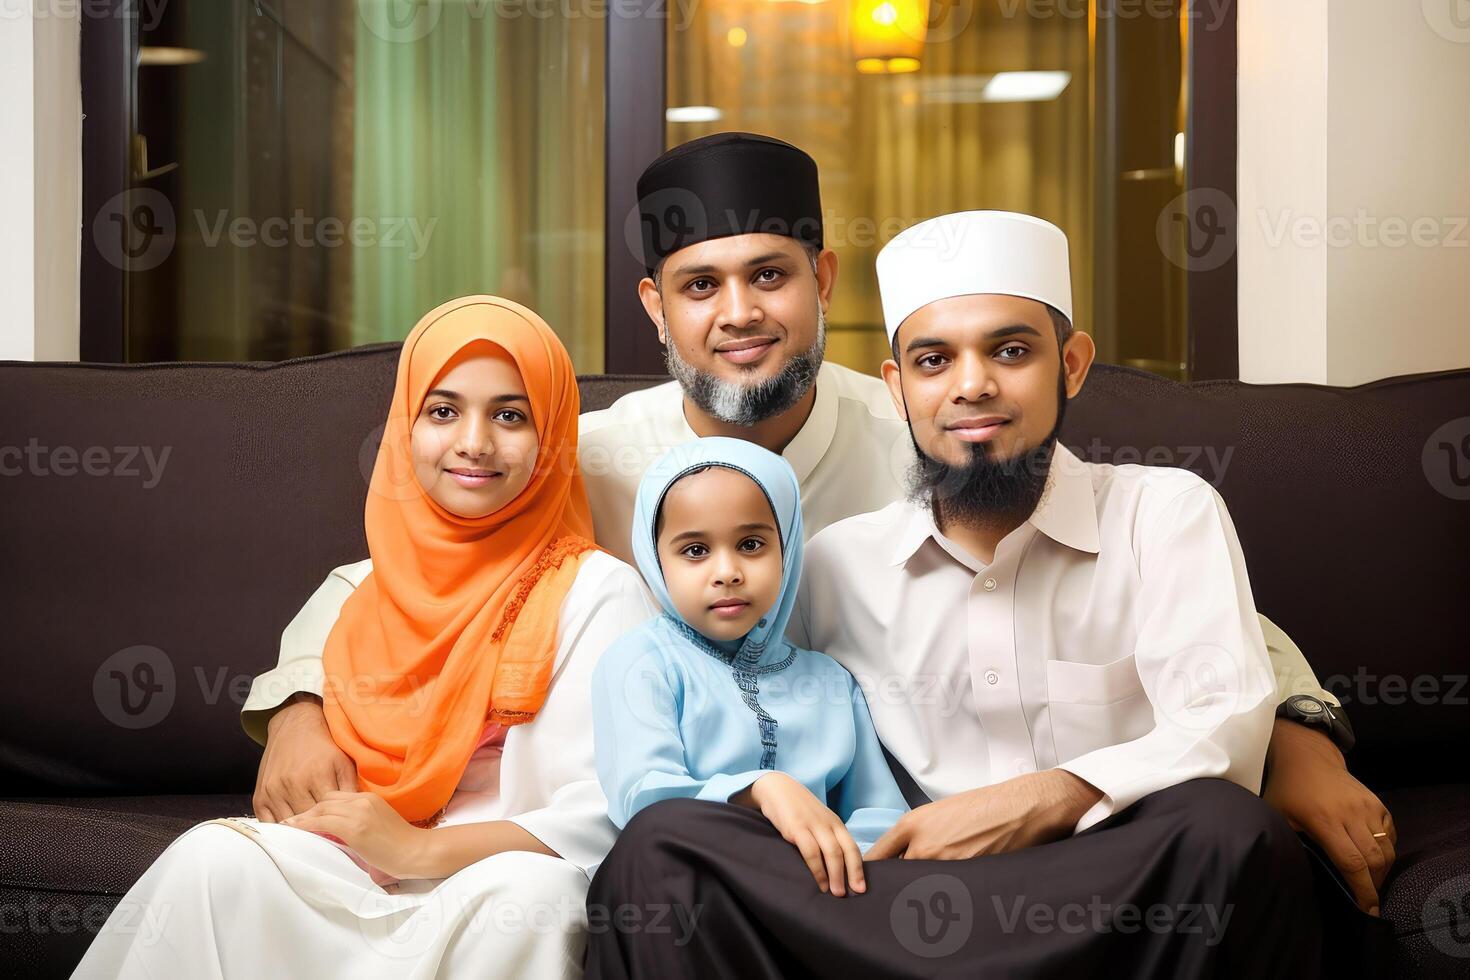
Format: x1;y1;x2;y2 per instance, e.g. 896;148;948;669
665;307;826;427
906;369;1068;529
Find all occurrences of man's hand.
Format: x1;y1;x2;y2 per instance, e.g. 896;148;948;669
1263;718;1395;916
252;694;358;823
867;770;1101;862
733;772;867;897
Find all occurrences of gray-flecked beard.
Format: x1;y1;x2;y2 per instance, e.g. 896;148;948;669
906;369;1068;529
665;309;827;427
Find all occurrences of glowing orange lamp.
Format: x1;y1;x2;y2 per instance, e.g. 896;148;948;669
851;0;929;74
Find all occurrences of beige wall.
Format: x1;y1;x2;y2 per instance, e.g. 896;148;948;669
0;3;81;362
1239;0;1470;385
0;9;38;360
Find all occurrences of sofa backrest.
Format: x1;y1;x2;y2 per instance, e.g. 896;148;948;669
1;345;1464;795
1065;364;1468;790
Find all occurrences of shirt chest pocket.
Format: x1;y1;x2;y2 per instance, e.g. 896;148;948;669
1044;654;1152;764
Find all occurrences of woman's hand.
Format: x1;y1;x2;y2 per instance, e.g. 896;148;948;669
1263;719;1396;916
736;772;866;897
283;791;432;881
254;695;358;822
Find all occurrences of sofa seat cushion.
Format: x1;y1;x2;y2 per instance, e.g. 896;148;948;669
0;795;253;896
0;795;253;977
1378;783;1470;974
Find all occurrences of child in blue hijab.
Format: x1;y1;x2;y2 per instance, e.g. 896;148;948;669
591;437;907;897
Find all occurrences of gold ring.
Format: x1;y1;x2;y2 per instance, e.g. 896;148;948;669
1372;832;1388;839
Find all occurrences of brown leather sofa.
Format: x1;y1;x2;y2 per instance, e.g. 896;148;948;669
3;344;1468;977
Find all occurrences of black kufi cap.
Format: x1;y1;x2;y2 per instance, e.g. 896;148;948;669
635;132;823;275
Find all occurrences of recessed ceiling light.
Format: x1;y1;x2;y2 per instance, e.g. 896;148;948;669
666;106;724;124
980;71;1071;103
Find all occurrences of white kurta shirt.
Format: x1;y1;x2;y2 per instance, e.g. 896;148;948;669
577;361;915;565
789;445;1279;833
242;550;658;876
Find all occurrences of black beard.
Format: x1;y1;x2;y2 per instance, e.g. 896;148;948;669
906;374;1068;529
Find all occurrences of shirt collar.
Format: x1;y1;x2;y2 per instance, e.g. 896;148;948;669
780;361;839;484
885;442;1100;566
1028;443;1100;555
887;500;939;567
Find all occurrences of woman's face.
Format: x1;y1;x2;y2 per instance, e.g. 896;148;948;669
410;347;539;518
655;466;784;643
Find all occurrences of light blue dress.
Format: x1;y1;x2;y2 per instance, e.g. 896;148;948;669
591;437;908;852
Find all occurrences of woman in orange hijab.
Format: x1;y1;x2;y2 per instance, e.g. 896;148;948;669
318;292;601;828
73;296;657;980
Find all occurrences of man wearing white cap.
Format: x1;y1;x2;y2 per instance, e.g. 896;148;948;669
585;212;1384;977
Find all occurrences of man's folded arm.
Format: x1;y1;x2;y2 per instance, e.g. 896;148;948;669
1259;612;1340;708
240;561;369;746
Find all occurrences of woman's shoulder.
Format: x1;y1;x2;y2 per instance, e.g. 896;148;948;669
569;549;652;602
573;548;636;582
558;548;660;650
329;558;374;590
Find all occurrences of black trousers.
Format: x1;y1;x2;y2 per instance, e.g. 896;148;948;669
584;778;1322;980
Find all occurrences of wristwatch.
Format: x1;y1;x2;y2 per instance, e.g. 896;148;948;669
1276;694;1356;754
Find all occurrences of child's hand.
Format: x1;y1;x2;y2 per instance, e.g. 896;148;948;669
282;790;430;880
745;772;866;896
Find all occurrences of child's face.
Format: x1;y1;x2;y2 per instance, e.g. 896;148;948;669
410;347;539;518
656;466;784;643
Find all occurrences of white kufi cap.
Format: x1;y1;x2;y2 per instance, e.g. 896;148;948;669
875;210;1073;342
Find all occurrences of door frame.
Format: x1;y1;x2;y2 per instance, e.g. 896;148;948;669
78;0;135;362
602;0;669;374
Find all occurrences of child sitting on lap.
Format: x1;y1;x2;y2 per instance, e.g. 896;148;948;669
591;437;908;897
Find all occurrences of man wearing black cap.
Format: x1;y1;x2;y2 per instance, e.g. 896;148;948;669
577;132;914;566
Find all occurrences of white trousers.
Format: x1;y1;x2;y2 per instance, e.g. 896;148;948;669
71;818;591;980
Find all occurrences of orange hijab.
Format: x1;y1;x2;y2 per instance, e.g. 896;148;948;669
322;295;597;825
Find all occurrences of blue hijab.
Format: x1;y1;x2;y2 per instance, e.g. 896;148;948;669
595;437;910;829
631;436;804;667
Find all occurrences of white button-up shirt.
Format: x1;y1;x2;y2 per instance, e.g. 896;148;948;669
790;445;1279;833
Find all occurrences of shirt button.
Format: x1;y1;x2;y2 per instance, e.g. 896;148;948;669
983;577;997;591
984;669;1000;686
1014;759;1033;774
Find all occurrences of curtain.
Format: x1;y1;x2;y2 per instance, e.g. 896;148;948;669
351;1;606;372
